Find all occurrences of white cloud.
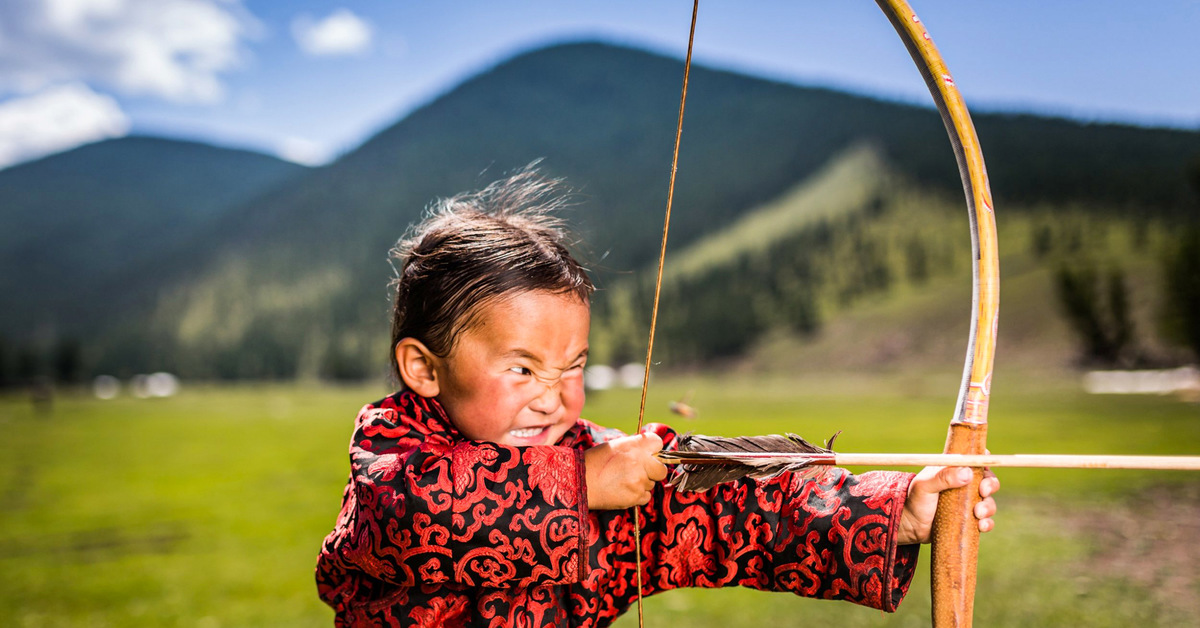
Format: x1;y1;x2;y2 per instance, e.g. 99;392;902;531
0;83;130;169
277;136;332;167
0;0;256;103
292;9;373;57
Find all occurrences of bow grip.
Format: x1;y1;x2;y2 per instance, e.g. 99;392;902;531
931;421;988;628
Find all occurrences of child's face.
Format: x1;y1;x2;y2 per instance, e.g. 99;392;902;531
433;290;589;447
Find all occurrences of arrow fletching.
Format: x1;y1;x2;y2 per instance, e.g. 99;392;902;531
659;431;840;491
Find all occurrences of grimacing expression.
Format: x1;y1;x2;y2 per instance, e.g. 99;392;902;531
431;290;589;447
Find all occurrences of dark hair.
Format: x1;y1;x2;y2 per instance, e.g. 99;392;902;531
389;168;595;383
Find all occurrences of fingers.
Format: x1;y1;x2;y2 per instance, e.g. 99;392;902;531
907;464;1000;536
584;431;674;509
974;496;996;520
635;432;669;482
641;436;669;483
975;464;999;532
975;496;997;532
646;459;668;482
980;469;1000;498
978;450;1000;498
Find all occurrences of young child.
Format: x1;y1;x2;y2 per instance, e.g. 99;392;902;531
315;170;999;627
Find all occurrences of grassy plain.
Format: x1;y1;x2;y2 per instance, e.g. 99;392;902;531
2;372;1198;627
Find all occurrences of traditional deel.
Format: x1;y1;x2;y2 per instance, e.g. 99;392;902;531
316;391;919;627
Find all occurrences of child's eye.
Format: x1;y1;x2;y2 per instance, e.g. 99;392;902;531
510;366;532;376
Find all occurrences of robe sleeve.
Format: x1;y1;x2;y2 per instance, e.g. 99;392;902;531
588;424;919;616
316;393;590;608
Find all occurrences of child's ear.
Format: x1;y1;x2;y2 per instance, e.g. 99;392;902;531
395;338;441;397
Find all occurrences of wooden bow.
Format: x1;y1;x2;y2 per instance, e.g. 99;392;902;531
633;2;998;626
873;1;999;626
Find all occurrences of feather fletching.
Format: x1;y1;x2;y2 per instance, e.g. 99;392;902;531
660;432;841;492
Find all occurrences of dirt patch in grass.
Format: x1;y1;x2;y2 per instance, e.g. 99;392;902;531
0;523;189;562
0;462;33;513
1065;484;1200;619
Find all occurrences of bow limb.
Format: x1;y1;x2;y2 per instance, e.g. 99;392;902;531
874;2;999;626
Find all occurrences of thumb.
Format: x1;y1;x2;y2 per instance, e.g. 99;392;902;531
635;431;664;454
915;466;973;496
641;422;674;446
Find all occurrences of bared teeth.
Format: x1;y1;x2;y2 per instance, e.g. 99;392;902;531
510;427;545;438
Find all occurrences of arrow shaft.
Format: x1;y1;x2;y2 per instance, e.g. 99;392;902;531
657;451;1200;471
835;453;1200;470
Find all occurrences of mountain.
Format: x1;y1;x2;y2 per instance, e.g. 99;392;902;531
0;137;308;339
1;42;1197;381
151;42;1200;293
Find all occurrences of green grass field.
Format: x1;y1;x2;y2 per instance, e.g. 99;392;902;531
2;372;1198;626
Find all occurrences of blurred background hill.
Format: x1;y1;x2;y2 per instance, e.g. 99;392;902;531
2;41;1199;384
0;138;307;340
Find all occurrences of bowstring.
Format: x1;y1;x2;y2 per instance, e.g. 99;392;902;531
633;2;699;626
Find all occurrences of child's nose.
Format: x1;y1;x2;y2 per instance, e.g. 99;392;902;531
529;379;563;413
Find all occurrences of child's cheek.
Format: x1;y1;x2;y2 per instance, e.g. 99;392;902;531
564;380;586;417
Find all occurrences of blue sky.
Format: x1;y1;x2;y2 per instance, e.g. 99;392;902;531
0;1;1196;170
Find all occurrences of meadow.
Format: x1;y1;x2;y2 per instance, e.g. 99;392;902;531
2;371;1198;627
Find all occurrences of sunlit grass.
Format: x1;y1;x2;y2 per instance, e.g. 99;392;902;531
2;374;1198;626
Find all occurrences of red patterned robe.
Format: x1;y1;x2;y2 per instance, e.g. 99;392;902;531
316;391;919;627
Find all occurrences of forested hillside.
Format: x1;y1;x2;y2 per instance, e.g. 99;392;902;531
595;145;1197;373
0;137;307;336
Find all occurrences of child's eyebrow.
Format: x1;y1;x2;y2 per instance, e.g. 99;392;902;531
502;348;589;365
502;349;542;362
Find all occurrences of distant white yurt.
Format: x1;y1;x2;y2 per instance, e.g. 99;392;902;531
93;375;120;400
584;365;616;391
618;363;646;389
